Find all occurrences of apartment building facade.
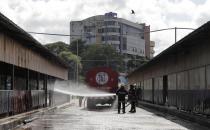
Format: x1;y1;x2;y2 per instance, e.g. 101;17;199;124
70;12;154;59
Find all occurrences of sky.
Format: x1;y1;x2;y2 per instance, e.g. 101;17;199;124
0;0;210;55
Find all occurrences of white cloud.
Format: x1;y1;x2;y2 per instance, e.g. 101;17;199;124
0;0;209;55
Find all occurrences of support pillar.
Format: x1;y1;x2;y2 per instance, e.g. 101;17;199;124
44;75;48;107
11;65;14;90
11;65;14;115
37;73;40;108
26;69;32;111
37;73;40;90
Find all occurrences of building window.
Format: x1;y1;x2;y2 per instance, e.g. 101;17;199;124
6;76;11;90
29;79;38;90
14;77;26;90
84;26;92;32
102;35;120;41
132;47;137;52
104;21;116;26
98;29;102;33
0;75;6;90
112;44;119;50
122;37;127;50
38;74;44;90
98;28;120;33
0;75;11;90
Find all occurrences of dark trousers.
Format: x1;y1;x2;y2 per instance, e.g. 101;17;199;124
130;101;136;112
118;101;125;113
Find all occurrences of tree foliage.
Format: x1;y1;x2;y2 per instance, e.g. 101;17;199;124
127;55;148;72
69;39;86;56
45;39;147;80
45;41;82;81
81;44;124;73
45;41;69;55
59;51;82;69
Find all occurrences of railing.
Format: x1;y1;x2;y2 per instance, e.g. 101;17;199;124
0;90;45;117
0;90;70;118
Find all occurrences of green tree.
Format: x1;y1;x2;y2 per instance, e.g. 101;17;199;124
59;51;82;81
69;39;86;56
45;41;69;55
45;41;82;81
127;55;148;72
81;44;124;74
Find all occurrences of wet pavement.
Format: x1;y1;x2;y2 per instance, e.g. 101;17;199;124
16;100;209;130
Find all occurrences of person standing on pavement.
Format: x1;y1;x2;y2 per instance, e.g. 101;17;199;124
79;96;83;107
128;85;137;113
116;85;128;114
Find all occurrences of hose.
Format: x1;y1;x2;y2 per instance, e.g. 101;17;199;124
125;103;131;107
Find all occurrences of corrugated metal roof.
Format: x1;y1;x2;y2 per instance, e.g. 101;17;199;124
0;12;69;68
128;21;210;77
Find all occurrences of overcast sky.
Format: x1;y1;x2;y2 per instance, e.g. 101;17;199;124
0;0;210;55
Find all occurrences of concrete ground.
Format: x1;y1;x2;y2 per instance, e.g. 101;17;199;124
15;99;209;130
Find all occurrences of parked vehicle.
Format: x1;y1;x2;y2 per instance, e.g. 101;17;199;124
85;67;118;108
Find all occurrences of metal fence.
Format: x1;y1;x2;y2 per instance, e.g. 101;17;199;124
0;90;70;118
0;90;45;116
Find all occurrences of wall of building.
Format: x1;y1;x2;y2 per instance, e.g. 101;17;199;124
0;13;70;118
0;32;68;80
128;34;210;114
70;21;84;42
120;23;145;57
70;13;149;57
130;40;210;81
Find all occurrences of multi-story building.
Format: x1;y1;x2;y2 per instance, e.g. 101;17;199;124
70;12;154;59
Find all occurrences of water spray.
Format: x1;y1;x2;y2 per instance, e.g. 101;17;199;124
53;80;116;98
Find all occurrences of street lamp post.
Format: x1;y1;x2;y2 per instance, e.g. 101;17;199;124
175;27;177;43
76;39;79;86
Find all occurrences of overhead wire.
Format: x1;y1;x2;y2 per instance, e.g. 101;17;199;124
27;27;195;62
27;27;195;37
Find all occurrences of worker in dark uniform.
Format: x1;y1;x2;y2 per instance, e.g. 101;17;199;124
128;84;137;113
116;85;128;114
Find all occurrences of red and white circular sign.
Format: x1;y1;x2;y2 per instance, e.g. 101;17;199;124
95;72;109;85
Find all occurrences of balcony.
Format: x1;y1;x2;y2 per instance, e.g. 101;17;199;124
102;40;120;44
101;32;120;36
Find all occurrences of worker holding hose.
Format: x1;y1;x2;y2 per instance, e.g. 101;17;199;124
128;84;137;113
116;85;128;114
